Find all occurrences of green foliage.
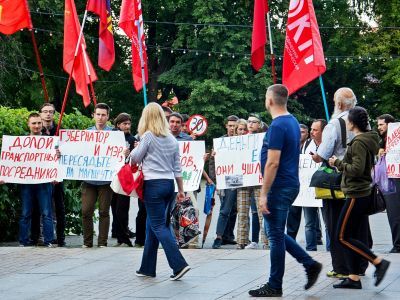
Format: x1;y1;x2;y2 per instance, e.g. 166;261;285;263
0;107;92;242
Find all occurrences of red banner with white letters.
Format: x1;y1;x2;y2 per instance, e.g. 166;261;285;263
282;0;326;95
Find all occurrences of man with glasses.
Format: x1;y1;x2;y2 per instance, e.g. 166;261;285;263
31;103;66;247
237;113;268;249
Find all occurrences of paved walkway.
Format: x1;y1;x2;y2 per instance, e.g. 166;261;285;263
1;188;400;299
0;241;399;299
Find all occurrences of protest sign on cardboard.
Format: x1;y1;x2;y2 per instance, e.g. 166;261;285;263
213;133;264;189
58;130;125;181
179;141;205;192
292;154;322;207
386;122;400;178
0;135;60;183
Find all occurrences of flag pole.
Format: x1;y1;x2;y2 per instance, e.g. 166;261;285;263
24;0;48;102
266;12;276;84
136;21;148;106
29;30;49;102
319;76;330;121
57;6;90;135
81;43;97;105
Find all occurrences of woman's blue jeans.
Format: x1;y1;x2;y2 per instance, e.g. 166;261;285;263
139;179;188;276
263;186;315;290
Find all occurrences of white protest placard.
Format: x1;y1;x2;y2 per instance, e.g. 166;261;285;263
0;135;60;183
58;130;125;181
214;133;265;189
386;122;400;178
292;154;322;207
179;141;205;191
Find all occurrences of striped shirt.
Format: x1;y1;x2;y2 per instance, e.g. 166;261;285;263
130;131;182;180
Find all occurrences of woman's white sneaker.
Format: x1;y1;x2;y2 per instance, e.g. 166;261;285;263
245;242;258;249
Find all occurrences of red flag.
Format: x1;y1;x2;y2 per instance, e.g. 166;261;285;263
0;0;32;35
119;0;148;92
63;0;97;107
251;0;269;71
282;0;326;95
87;0;115;71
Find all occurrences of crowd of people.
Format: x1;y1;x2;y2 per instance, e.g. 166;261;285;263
2;83;399;295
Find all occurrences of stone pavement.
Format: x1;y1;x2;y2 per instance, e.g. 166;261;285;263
0;240;400;299
1;187;400;299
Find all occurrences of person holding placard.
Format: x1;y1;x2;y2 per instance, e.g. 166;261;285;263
81;103;114;248
249;85;322;297
31;103;66;247
377;114;400;253
19;113;55;247
131;103;190;280
212;115;240;249
237;113;268;250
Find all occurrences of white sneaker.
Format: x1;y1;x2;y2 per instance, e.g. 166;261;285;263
245;242;258;249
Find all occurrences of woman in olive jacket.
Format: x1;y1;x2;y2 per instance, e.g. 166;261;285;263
328;106;390;289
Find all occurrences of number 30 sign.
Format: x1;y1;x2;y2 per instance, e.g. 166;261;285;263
187;114;208;136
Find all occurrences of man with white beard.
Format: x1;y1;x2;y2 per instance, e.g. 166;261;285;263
311;88;370;279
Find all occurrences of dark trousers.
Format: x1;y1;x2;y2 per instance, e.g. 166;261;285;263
216;189;237;239
135;199;147;246
223;200;237;241
19;184;54;246
337;197;377;275
322;199;370;274
286;205;320;251
384;179;400;249
111;193;131;244
81;183;113;247
31;182;65;244
322;199;350;274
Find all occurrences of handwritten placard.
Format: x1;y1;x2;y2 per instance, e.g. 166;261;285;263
58;130;125;181
179;141;205;191
0;135;60;183
292;154;322;207
386;122;400;178
213;133;265;189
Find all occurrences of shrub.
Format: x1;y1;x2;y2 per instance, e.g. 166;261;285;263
0;106;93;242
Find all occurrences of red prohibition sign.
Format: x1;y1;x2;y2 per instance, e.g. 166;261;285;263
188;114;208;136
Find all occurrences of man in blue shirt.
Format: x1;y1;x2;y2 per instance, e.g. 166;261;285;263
249;84;322;297
169;112;193;141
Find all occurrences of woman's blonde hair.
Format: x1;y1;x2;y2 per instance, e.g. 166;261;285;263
236;118;247;134
137;102;170;137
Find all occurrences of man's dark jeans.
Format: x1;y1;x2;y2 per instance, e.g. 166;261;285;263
19;183;54;246
263;186;315;290
287;206;319;251
216;189;237;238
31;182;65;245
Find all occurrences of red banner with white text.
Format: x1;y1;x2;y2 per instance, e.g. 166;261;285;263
282;0;326;95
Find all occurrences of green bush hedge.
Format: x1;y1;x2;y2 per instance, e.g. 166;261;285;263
0;106;94;242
